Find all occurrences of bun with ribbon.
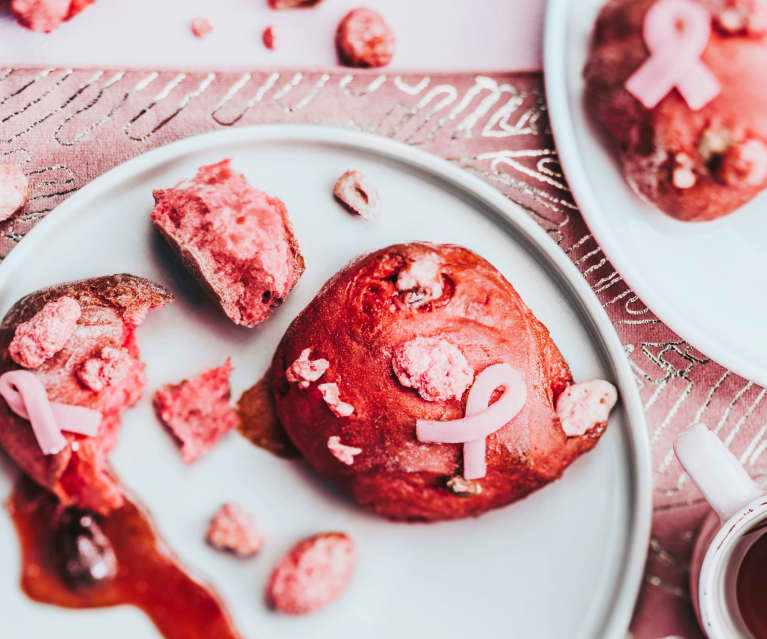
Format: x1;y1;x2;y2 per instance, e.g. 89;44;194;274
269;243;616;522
585;0;767;221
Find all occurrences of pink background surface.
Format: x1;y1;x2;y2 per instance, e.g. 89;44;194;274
1;3;765;639
0;0;544;71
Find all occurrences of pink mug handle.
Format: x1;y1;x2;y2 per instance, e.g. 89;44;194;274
674;423;762;520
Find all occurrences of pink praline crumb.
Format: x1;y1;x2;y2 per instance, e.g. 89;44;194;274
265;532;356;615
206;503;263;557
719;139;767;187
76;346;132;392
335;8;395;68
0;164;29;222
556;379;618;437
9;297;81;369
333;170;381;220
152;358;239;463
318;382;354;417
396;253;444;304
714;0;767;36
262;25;277;50
391;336;474;402
191;17;213;38
286;348;329;389
327;435;361;465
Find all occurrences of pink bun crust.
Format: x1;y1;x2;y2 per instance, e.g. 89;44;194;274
0;274;173;514
585;0;767;221
151;159;304;328
269;242;605;522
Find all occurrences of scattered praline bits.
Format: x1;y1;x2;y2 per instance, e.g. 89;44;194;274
446;476;482;498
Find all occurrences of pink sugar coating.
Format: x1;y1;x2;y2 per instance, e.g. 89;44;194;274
317;382;354;417
396;253;443;297
206;502;263;557
326;435;361;465
9;297;82;369
191;17;213;38
152;358;239;463
76;346;132;392
555;380;618;437
391;336;474;402
0;163;29;222
285;348;329;389
151;159;301;327
265;532;356;615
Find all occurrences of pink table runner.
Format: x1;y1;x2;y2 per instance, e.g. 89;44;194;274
1;67;763;639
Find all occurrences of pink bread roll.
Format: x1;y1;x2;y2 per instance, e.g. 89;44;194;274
585;0;767;221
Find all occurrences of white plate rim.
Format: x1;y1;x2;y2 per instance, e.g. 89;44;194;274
0;124;651;638
543;0;767;386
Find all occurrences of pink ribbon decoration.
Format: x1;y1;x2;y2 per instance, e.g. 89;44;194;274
625;0;720;110
416;363;526;480
0;370;102;455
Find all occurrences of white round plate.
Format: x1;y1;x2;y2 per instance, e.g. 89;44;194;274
545;0;767;386
0;125;650;639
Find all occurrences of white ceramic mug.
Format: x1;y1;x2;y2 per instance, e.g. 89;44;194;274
675;423;766;639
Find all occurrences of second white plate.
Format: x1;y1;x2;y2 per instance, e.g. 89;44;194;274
545;0;767;385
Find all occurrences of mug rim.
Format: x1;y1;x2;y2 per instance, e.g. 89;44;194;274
699;496;767;638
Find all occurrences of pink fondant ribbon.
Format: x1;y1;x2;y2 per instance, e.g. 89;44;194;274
0;370;102;455
625;0;720;110
416;363;526;480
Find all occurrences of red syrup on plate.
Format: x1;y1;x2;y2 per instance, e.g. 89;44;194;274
737;528;767;639
7;476;242;639
237;376;298;459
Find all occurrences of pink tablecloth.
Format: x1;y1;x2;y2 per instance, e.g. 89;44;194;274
1;67;764;639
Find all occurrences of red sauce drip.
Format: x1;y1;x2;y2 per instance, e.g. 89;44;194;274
7;476;242;639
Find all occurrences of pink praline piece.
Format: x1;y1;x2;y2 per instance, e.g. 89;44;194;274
327;435;361;465
9;297;81;369
191;17;213;38
286;348;329;389
318;383;354;417
77;346;132;392
555;380;617;437
206;503;263;557
391;336;474;402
